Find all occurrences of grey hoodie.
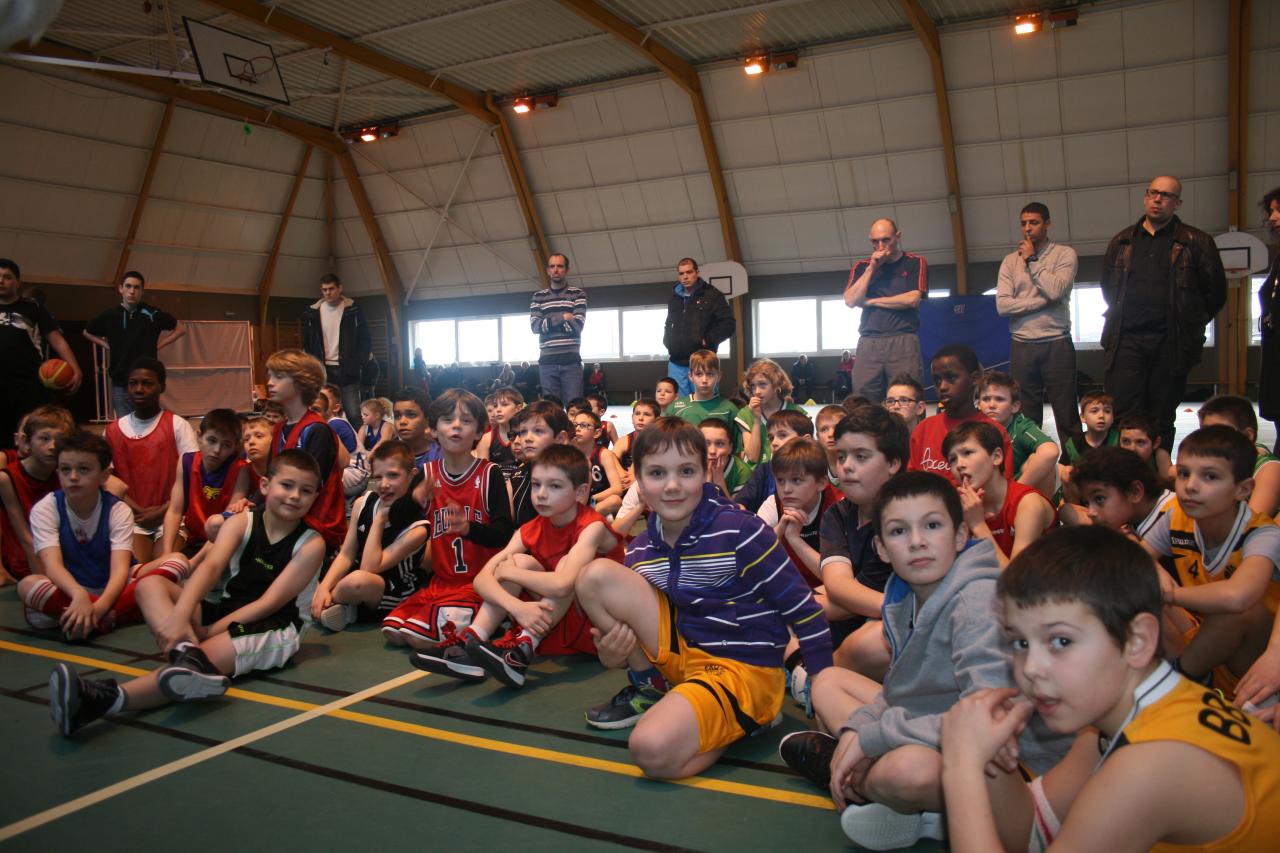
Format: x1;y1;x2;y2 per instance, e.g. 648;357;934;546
842;538;1069;773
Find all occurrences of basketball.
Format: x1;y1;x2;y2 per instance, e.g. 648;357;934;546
38;359;75;391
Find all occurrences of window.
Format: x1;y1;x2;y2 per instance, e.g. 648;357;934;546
457;318;499;363
1251;276;1266;347
500;314;541;364
410;319;457;366
621;308;667;359
1071;286;1107;346
756;297;857;356
820;298;860;352
581;308;620;360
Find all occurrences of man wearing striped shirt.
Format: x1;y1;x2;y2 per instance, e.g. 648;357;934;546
575;417;833;778
529;253;586;403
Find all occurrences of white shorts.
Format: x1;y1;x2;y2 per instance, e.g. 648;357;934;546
228;623;305;677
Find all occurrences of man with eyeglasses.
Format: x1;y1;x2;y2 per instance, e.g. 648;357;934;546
996;202;1080;445
1100;176;1227;449
843;218;926;403
530;253;587;404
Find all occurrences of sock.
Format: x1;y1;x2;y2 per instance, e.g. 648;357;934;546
467;624;489;642
784;648;803;673
107;685;126;715
174;641;195;655
627;666;669;694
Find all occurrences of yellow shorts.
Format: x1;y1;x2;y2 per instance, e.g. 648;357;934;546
644;587;785;753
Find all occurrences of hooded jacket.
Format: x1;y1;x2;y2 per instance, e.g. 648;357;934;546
662;279;735;366
300;296;371;385
842;538;1069;773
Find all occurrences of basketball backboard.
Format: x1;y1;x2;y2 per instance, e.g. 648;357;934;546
1214;229;1269;279
184;17;289;104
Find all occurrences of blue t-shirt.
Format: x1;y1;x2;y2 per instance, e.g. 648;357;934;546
329;417;358;454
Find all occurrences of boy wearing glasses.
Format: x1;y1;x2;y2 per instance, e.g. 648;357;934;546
1100;175;1227;451
843;218;927;403
882;375;926;433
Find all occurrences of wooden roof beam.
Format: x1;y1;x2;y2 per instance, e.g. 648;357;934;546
898;0;969;293
113;97;175;286
258;146;313;336
335;149;404;345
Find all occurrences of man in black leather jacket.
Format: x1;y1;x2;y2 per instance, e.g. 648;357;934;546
1100;176;1226;449
662;258;735;396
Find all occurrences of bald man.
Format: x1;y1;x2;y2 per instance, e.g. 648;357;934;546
843;218;927;402
1100;176;1226;448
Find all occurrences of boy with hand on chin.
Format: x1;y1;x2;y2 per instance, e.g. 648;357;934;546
47;450;327;735
909;345;1012;486
1066;446;1174;536
415;444;624;688
572;417;832;776
940;526;1280;852
783;472;1067;851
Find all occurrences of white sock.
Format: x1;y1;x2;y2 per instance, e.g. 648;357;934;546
108;686;126;714
468;624;490;641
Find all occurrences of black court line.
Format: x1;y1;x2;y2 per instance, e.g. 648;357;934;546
0;626;797;778
1;689;708;852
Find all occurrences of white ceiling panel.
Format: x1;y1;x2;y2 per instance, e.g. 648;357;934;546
1064;132;1129;188
991;25;1060;85
964;195;1015;251
886;150;947;202
940;29;996;90
833;157;895;207
1125;64;1197;127
790;211;846;260
1056;7;1125;77
782;163;840;212
1058;73;1126;135
1121;0;1195;67
694;220;726;263
684;174;719;220
705;65;771;121
731;168;789;215
628;132;686;181
1193;57;1228;119
565;233;619;274
956;144;1008;196
553;189;609;233
1190;118;1226;176
650;223;709;268
640;177;697;224
583;138;640;184
1068;186;1133;242
1249;48;1280;112
997;82;1061;139
715;117;781;168
1002;138;1068;193
824;103;888;158
609;230;645;273
280;218;328;259
772;111;831;165
812;49;878;109
593;184;648;229
949;89;1000;145
876;97;939;150
1181;175;1228;234
867;40;934;99
763;67;822;115
893;201;954;252
1126;124;1196;184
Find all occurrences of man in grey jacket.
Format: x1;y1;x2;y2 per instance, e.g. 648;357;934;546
779;472;1070;849
996;202;1079;445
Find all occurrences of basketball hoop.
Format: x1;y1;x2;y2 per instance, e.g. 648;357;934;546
226;54;275;86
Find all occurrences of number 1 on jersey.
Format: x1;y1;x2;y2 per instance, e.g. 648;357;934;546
451;537;468;573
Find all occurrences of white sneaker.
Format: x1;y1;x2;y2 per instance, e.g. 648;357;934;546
319;603;358;632
840;802;946;850
789;663;809;704
24;607;60;631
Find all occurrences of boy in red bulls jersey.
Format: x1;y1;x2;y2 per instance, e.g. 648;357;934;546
908;345;1011;488
384;388;513;649
264;349;346;550
104;358;199;563
414;444;624;688
0;405;74;581
945;420;1056;567
941;526;1280;852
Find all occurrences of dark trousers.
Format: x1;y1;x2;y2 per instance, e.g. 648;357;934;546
1105;332;1186;451
1010;336;1080;446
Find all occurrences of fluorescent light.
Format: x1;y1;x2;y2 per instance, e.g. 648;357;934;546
743;57;765;76
1014;14;1041;35
512;96;532;114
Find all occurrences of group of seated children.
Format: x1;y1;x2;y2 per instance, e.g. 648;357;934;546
6;340;1280;852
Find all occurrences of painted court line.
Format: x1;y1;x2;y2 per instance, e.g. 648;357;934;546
0;660;427;843
0;639;832;814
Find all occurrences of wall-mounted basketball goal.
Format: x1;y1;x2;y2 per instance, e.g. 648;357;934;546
183;17;290;104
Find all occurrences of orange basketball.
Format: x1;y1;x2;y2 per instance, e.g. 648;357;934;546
39;359;75;391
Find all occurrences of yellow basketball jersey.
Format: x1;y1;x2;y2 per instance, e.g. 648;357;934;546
1109;666;1280;851
1166;500;1280;615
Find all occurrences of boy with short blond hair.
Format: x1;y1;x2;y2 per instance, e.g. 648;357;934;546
977;371;1058;498
665;349;739;446
0;405;74;580
575;417;831;774
941;525;1280;852
47;450;328;735
311;440;429;632
416;444;625;687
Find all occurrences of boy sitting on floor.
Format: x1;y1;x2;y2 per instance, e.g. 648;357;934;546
573;417;832;778
415;444;625;688
311;441;429;632
977;371;1059;498
0;405;75;582
1197;394;1280;516
940;525;1280;852
46;449;327;735
1067;445;1174;537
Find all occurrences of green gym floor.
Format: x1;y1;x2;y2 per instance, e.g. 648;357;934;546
0;587;944;852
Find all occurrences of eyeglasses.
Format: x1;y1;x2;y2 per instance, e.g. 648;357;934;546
870;237;894;245
1145;188;1179;201
884;397;919;407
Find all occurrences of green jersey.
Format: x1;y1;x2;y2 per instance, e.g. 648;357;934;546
1060;427;1119;465
1006;412;1055;479
667;395;740;443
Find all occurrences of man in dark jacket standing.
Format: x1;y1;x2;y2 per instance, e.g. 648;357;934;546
84;270;184;417
301;273;370;423
663;258;735;395
1101;176;1227;449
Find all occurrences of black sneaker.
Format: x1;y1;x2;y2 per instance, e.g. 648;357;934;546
412;629;486;682
779;730;838;788
475;630;534;689
584;683;663;730
158;645;229;702
49;662;119;737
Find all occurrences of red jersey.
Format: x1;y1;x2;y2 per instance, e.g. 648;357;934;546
181;451;247;547
774;483;844;588
425;457;504;591
0;460;57;578
272;412;346;548
521;502;624;655
986;480;1056;558
105;411;178;507
909;410;1013;487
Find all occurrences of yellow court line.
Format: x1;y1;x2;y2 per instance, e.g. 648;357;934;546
0;639;832;812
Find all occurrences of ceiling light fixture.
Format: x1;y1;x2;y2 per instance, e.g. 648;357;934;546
743;56;765;76
512;95;532;114
1014;13;1042;35
770;51;798;71
343;122;399;144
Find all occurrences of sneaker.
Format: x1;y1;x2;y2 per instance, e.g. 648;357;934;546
48;662;119;737
475;629;534;688
751;711;784;737
779;730;837;788
411;628;486;682
319;603;358;632
157;645;230;702
840;802;946;850
24;607;60;631
585;683;663;730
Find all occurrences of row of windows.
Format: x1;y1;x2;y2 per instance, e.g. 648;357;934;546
410;306;730;367
409;279;1265;366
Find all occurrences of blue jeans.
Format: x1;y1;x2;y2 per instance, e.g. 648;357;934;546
667;361;693;396
111;384;133;418
539;361;582;404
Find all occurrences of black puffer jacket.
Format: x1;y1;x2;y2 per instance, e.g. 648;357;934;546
300;297;372;384
1099;216;1226;374
662;279;735;366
